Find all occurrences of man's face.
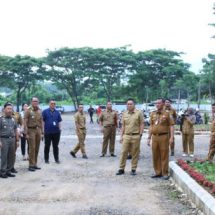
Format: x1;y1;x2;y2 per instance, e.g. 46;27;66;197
156;99;164;110
165;100;171;107
49;100;56;109
4;105;13;116
78;105;84;112
31;98;39;108
212;105;215;113
106;102;112;110
127;100;135;111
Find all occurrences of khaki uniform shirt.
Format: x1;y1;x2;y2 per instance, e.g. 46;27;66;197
74;112;86;129
99;110;117;127
164;106;177;125
0;115;17;137
182;114;196;134
122;109;144;134
24;107;43;131
211;119;215;136
150;110;174;135
13;112;23;126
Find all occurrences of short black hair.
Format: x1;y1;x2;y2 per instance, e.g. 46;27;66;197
212;103;215;106
127;98;135;104
31;97;39;101
165;98;172;103
78;103;83;107
4;102;13;109
157;98;165;103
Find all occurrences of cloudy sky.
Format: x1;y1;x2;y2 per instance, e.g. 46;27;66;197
0;0;214;72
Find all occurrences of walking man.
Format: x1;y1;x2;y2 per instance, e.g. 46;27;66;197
164;99;177;156
0;102;19;178
42;99;62;164
206;103;215;161
70;104;88;159
24;97;43;171
147;98;174;180
88;105;94;124
116;98;144;176
99;101;118;157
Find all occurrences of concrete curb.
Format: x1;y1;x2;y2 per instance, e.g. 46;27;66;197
169;161;215;215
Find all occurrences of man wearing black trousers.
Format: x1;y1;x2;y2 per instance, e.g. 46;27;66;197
42;99;62;164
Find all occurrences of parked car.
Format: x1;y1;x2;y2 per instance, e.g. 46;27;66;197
56;105;65;114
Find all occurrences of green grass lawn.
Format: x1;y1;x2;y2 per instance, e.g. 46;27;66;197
190;161;215;183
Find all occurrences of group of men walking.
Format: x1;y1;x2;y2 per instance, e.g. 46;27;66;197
0;97;215;180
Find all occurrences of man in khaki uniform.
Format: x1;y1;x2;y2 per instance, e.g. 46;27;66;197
116;98;144;176
181;108;196;157
147;98;174;180
206;103;215;161
164;99;177;156
24;97;43;171
70;104;88;159
99;101;118;157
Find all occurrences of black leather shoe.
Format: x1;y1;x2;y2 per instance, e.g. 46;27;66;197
162;175;170;180
11;168;18;173
100;154;105;157
33;166;41;170
130;169;136;176
55;160;60;164
110;154;117;157
45;160;49;164
116;169;125;175
127;155;132;160
28;167;36;172
70;151;76;158
0;174;8;178
82;155;88;159
151;174;162;178
170;151;174;156
6;172;16;177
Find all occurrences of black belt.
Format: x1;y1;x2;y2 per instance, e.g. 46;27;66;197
104;125;115;128
79;128;86;129
153;133;168;136
125;133;140;135
1;136;15;138
28;126;39;129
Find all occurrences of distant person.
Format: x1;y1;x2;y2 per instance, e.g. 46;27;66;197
180;108;196;157
116;98;144;176
24;97;43;171
42;99;62;164
164;99;177;156
88;105;95;124
20;103;29;161
0;102;19;178
206;103;215;162
70;104;88;159
99;101;118;157
96;106;102;124
147;98;174;180
11;108;23;173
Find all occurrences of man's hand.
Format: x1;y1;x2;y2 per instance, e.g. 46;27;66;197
0;142;2;148
101;128;104;133
16;141;20;148
169;137;174;146
120;136;123;144
26;134;29;140
147;138;151;147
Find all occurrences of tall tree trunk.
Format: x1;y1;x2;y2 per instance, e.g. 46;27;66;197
16;88;21;112
177;89;181;111
197;81;201;109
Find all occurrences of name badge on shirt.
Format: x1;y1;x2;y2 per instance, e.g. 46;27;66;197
53;121;56;126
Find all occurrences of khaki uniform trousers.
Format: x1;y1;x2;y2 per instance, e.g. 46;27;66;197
207;135;215;161
119;134;141;170
102;126;116;155
152;134;169;176
182;132;194;154
28;128;41;167
73;129;86;155
1;138;15;174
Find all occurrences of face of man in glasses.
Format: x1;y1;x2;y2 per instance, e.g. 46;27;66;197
31;97;39;108
49;100;56;110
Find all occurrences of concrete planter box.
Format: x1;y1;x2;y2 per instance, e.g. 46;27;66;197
169;161;215;215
